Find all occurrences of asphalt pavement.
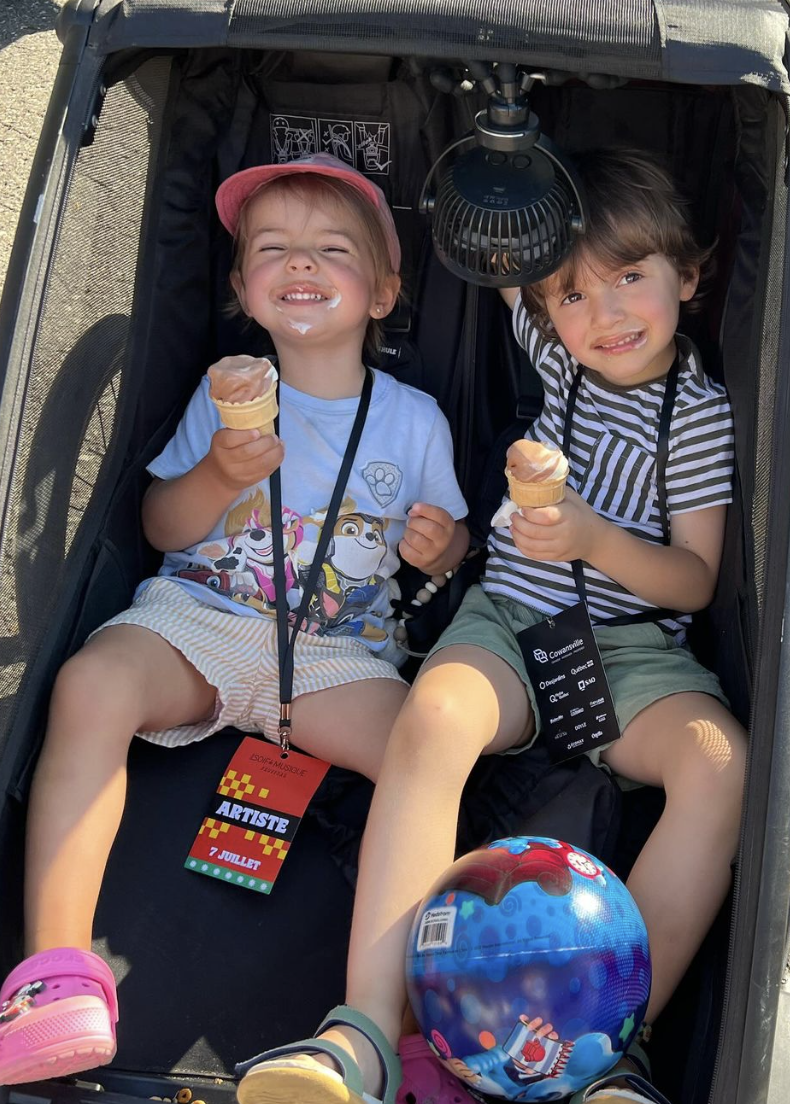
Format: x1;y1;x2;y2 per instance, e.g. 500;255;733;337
0;0;67;297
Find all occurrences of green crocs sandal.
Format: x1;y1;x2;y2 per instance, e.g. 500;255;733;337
235;1004;401;1104
575;1075;672;1103
570;1041;672;1104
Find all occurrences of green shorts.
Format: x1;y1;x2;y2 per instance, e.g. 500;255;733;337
426;584;729;768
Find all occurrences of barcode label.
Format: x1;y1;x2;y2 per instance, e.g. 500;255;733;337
417;907;456;950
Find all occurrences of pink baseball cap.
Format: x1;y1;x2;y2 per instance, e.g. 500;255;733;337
215;152;401;271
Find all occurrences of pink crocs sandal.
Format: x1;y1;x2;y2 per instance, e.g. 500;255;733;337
0;947;118;1085
396;1034;483;1104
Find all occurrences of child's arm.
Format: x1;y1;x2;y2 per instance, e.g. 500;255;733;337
399;505;470;575
499;287;520;310
511;489;725;613
143;429;284;552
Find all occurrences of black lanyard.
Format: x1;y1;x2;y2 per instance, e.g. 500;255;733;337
561;356;679;625
269;369;373;755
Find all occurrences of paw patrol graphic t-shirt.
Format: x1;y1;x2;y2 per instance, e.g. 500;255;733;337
142;369;467;661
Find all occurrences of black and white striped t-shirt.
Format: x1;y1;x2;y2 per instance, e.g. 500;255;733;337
482;300;735;639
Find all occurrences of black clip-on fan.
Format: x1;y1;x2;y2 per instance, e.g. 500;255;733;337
420;61;587;287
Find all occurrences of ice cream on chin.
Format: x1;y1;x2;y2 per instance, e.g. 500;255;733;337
505;439;569;507
209;356;279;434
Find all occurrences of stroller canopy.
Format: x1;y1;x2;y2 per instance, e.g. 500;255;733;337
93;0;790;93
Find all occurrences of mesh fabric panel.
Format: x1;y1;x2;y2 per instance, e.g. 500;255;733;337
0;59;171;759
228;0;662;71
107;0;790;93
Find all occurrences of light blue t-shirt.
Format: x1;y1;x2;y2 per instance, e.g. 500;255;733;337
142;368;467;661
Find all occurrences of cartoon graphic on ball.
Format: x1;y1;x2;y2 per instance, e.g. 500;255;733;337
405;837;651;1101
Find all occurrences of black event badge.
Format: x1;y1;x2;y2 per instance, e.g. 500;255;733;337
517;602;621;761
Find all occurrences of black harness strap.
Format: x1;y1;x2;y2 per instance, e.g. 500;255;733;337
561;358;680;628
270;368;373;754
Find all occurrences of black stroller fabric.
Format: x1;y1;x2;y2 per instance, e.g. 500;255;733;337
102;0;790;94
0;3;789;1101
92;736;622;1078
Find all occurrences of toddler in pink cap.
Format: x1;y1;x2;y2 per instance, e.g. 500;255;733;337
0;154;468;1085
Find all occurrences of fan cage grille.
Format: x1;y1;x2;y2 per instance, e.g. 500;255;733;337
432;164;578;286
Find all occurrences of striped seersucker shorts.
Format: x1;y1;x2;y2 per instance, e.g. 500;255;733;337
95;577;406;746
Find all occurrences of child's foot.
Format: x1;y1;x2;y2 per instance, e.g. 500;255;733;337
578;1081;671;1103
396;1034;482;1104
0;947;118;1085
236;1005;401;1104
572;1050;672;1104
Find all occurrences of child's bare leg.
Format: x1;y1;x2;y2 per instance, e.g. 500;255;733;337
309;646;533;1094
601;692;747;1023
288;676;410;783
25;624;216;953
247;675;407;1087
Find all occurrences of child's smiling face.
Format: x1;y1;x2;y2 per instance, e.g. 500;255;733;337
231;188;395;354
543;252;699;386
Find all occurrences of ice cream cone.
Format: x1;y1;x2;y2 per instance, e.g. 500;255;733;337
504;438;569;508
506;472;567;507
212;387;278;435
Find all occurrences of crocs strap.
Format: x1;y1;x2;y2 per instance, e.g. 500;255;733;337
235;1038;365;1096
624;1040;652;1081
0;948;119;1021
317;1005;400;1104
583;1071;672;1104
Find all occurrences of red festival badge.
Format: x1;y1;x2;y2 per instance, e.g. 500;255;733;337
185;737;329;893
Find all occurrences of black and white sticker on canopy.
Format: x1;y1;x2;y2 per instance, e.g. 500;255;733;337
271;115;391;174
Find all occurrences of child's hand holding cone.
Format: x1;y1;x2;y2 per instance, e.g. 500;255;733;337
206;355;283;489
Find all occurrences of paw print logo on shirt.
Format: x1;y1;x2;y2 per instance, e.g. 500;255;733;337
362;460;402;507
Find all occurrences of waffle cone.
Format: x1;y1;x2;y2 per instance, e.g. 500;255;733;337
507;473;567;507
212;389;278;434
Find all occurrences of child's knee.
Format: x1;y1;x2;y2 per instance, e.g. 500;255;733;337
51;644;145;729
722;722;748;781
392;678;490;772
673;713;747;807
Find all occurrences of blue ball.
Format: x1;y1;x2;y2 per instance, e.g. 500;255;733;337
405;837;651;1101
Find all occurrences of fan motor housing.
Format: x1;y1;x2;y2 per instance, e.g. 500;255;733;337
431;141;582;287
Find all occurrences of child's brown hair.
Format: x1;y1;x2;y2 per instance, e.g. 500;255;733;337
521;148;714;336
